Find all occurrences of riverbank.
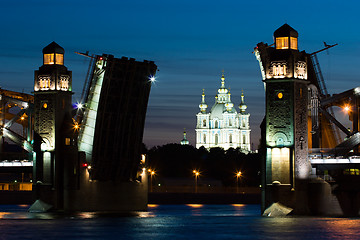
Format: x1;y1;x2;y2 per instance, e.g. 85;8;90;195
0;191;260;205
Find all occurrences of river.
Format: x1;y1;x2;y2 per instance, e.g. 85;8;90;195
0;204;359;239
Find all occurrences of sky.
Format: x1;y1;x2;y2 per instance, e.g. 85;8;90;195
1;0;360;149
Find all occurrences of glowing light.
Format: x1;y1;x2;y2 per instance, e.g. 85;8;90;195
72;118;80;131
186;204;203;208
231;204;245;207
149;75;156;83
87;165;92;170
236;171;242;178
148;204;159;208
343;105;351;112
76;103;83;109
277;92;283;99
43;103;48;109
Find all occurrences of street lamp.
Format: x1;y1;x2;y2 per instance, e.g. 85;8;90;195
236;171;242;193
148;169;156;192
193;170;200;193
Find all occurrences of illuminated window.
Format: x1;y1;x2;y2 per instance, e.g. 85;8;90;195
44;54;55;64
55;53;64;65
39;76;51;90
295;61;306;79
344;169;360;175
290;37;298;50
59;76;69;91
65;138;71;146
276;37;289;49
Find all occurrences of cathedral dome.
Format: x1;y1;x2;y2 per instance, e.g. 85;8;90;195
210;103;226;120
239;91;247;113
180;130;189;145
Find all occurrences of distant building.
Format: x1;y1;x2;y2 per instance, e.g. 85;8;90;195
195;73;251;151
180;130;190;145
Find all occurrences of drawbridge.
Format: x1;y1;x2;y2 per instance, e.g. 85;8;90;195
308;44;360;161
0;89;34;155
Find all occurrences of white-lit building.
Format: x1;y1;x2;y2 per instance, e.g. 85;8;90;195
195;73;251;151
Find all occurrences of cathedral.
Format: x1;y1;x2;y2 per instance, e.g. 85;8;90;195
195;73;251;151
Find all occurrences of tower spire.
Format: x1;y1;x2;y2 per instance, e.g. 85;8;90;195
199;89;208;113
221;70;226;89
239;90;247;113
180;128;189;145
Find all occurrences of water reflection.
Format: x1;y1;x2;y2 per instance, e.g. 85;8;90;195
0;205;358;239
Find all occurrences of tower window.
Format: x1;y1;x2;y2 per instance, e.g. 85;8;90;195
44;53;64;65
203;119;206;127
229;119;232;127
215;120;218;128
39;76;51;90
215;134;219;145
44;54;55;65
65;138;71;146
229;134;232;143
290;37;298;50
203;134;206;143
276;37;289;49
56;53;64;65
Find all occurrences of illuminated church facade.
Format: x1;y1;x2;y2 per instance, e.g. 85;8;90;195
195;73;251;151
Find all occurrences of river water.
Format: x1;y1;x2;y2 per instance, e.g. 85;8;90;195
0;204;360;239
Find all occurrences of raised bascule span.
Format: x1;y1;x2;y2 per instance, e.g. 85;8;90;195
255;24;360;216
0;42;158;212
0;45;156;213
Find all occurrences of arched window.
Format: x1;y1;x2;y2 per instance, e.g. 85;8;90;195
203;134;206;143
243;135;246;144
229;134;232;143
229;119;232;127
203;119;206;127
215;120;218;128
215;134;219;145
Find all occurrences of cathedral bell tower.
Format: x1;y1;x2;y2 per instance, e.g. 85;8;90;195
33;42;76;209
255;24;312;213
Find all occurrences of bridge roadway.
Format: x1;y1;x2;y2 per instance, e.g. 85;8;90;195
1;156;360;173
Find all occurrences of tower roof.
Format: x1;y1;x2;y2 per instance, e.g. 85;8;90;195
42;41;65;54
274;24;298;38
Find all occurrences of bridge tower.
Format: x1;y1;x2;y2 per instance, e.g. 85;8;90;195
33;42;77;209
255;24;312;214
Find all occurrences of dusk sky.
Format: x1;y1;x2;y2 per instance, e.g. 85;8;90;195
1;1;359;149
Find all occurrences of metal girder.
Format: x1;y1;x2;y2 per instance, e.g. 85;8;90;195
320;88;355;108
319;107;351;136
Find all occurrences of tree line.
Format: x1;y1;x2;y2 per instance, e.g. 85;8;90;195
144;144;262;187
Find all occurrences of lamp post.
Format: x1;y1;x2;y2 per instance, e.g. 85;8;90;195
193;170;200;193
236;171;242;193
148;169;155;192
